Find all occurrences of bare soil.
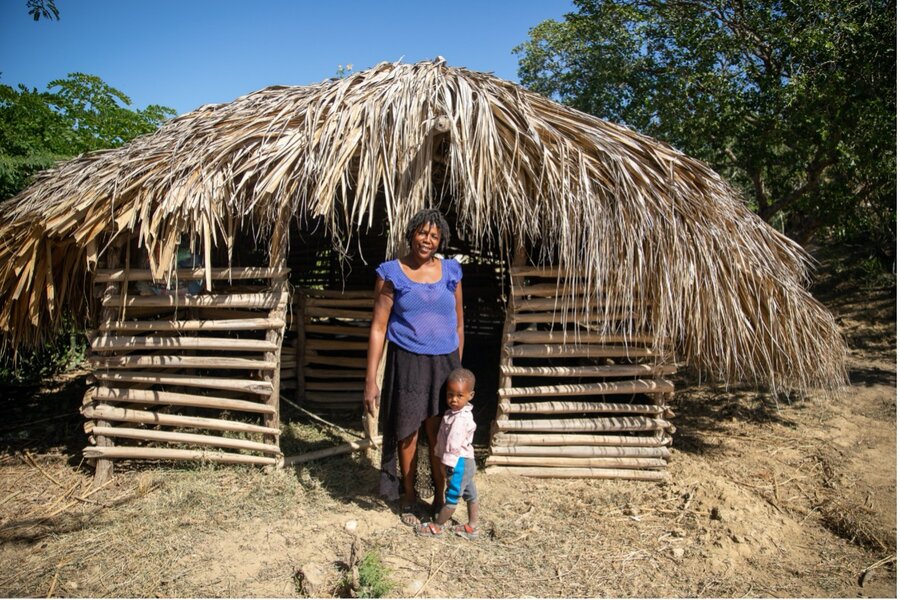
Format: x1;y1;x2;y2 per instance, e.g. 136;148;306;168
0;280;894;598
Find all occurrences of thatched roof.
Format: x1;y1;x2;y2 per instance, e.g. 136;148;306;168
0;59;845;392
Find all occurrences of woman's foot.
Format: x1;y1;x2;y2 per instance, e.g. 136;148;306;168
399;503;420;527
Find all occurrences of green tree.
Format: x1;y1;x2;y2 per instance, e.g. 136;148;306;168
26;0;59;21
0;73;174;383
516;0;895;263
0;73;175;200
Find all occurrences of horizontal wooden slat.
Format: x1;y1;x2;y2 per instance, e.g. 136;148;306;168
500;364;677;377
507;331;658;344
95;372;273;396
305;297;373;308
103;292;289;309
509;266;570;277
501;402;667;416
90;355;277;370
495;416;672;433
511;283;590;297
82;404;280;435
299;288;372;299
305;307;373;320
304;391;362;404
100;318;285;332
485;456;667;468
91;426;280;454
82;446;278;466
490;433;672;447
491;444;670;458
514;298;649;311
483;466;668;480
499;379;673;398
304;324;370;337
92;336;278;352
92;386;276;414
508;344;656;358
511;311;632;324
303;368;367;379
304;354;368;368
95;267;290;282
305;381;365;391
305;339;369;351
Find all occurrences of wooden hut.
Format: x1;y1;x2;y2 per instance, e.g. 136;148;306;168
0;59;846;482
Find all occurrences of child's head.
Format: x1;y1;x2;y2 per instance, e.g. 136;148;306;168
446;368;475;410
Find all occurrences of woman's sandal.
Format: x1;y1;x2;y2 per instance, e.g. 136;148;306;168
415;522;445;537
452;523;479;540
400;505;420;527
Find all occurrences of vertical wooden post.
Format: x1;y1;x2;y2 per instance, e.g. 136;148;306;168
91;237;125;486
490;242;527;445
295;292;306;403
264;209;291;467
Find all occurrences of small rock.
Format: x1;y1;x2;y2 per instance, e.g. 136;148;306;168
345;519;358;531
404;576;427;596
671;547;685;559
623;506;637;516
296;563;326;597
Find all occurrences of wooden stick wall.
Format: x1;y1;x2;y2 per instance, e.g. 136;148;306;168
486;263;677;481
83;254;289;481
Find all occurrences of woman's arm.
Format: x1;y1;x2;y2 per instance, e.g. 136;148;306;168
364;277;394;415
455;281;464;361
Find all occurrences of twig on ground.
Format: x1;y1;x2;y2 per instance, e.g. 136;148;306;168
24;452;64;488
413;546;460;598
280;394;365;439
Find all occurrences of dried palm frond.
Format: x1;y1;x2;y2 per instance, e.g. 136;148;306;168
0;59;846;392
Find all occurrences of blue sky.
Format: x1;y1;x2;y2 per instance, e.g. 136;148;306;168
1;0;573;116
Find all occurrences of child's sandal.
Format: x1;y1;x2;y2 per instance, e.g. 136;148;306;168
452;523;479;540
415;522;445;537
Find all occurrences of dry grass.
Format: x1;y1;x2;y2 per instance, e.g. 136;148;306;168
0;60;845;395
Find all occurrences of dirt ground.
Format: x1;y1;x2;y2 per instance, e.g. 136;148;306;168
0;277;894;598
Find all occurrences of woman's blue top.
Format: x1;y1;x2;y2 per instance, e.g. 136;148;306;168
375;258;462;355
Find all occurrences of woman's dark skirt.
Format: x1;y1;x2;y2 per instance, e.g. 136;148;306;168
379;341;461;501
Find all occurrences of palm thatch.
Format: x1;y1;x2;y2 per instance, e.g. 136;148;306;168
0;59;845;393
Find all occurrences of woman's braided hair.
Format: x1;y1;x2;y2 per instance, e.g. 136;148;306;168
405;208;451;254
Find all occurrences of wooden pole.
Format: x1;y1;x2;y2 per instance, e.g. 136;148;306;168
483;466;668;480
283;437;383;466
90;238;125;485
82;446;279;466
296;292;306;403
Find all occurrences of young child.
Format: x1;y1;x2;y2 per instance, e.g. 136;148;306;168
416;367;479;540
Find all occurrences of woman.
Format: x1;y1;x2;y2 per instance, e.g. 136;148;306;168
364;208;464;525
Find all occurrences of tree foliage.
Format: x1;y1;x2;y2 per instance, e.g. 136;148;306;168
0;73;174;383
0;73;175;200
516;0;895;262
26;0;59;21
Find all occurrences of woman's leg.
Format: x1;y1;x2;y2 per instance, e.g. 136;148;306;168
397;429;419;505
425;415;445;507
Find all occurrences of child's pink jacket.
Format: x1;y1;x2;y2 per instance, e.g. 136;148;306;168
435;404;476;467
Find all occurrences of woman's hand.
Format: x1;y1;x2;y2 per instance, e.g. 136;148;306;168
364;380;381;415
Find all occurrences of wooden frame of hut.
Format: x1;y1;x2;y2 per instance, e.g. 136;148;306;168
0;60;846;483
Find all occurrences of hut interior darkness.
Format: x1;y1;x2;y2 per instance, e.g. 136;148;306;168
0;60;846;484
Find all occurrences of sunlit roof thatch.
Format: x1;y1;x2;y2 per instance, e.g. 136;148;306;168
0;59;845;392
